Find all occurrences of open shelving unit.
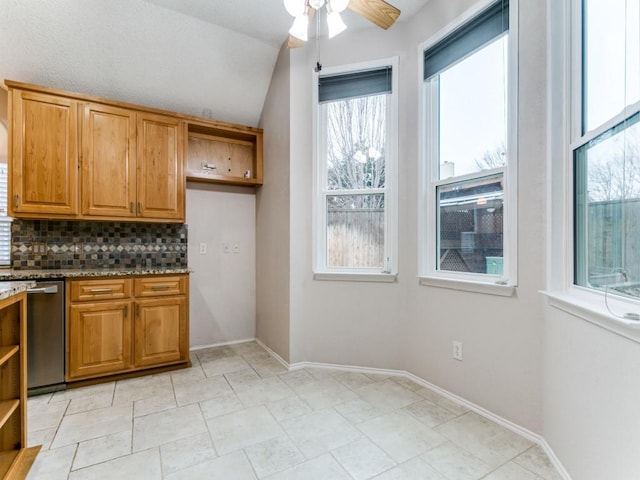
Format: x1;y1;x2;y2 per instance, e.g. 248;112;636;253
0;292;40;479
185;120;263;187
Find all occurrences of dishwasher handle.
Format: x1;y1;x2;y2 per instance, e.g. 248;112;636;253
27;285;59;295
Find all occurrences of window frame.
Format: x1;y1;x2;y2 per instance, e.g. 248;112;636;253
418;0;518;296
545;0;640;340
312;57;399;281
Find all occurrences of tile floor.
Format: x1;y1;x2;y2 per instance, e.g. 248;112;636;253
26;342;562;480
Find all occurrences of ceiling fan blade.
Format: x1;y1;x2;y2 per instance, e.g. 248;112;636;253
348;0;401;30
287;6;316;48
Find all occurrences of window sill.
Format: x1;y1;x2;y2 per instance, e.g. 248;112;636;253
419;276;516;297
541;290;640;343
313;272;398;283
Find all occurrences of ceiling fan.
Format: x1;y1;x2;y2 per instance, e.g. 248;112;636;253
284;0;401;48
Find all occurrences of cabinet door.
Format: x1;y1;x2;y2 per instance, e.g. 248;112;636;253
68;301;132;379
10;90;78;216
81;103;137;218
136;113;185;221
134;297;186;367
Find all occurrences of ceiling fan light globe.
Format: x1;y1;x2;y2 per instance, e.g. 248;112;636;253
289;14;309;41
328;0;349;13
283;0;306;17
327;11;347;38
309;0;325;10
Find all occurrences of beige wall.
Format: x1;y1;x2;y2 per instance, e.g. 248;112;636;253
256;46;292;362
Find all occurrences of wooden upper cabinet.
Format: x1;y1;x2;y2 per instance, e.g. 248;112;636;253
136;113;185;221
81;103;137;218
10;90;78;216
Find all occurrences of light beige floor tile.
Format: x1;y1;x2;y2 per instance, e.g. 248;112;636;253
513;445;563;480
26;444;76;480
304;367;343;381
483;461;544;480
251;358;288;377
265;453;351;480
356;379;423;413
69;447;161;480
245;435;305;478
27;392;53;406
334;398;385;424
196;345;236;362
50;383;115;404
266;396;313;422
28;399;69;432
241;351;272;364
51;402;132;449
293;378;358;409
358;410;447;463
165;451;257;480
113;374;174;405
390;376;423;392
200;355;251;377
224;368;261;387
363;372;393;382
416;388;470;415
66;392;114;415
278;369;317;389
133;403;207;452
172;374;233;406
280;408;363;458
27;427;56;451
200;391;245;419
335;372;378;390
168;364;206;385
434;412;533;468
421;440;493;480
72;430;132;470
230;341;266;355
207;405;283;455
160;432;217;476
403;399;459;427
331;437;396;480
372;456;445;480
134;391;177;417
233;376;296;407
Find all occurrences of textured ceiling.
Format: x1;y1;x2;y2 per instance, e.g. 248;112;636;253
142;0;430;48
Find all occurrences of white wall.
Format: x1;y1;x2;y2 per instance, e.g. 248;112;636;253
256;46;292;362
0;0;277;126
186;184;256;348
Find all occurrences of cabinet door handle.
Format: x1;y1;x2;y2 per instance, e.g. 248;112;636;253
89;288;113;294
130;202;134;213
151;285;171;291
13;195;18;209
136;305;140;317
137;202;142;214
124;305;128;317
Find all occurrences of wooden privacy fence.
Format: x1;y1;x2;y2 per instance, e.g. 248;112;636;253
327;208;384;268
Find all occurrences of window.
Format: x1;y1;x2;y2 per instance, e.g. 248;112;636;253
574;0;640;301
313;59;398;279
0;160;10;267
421;0;514;291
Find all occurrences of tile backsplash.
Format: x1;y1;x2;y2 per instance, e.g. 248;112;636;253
11;220;188;270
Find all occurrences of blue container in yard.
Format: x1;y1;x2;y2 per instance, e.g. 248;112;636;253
486;256;503;275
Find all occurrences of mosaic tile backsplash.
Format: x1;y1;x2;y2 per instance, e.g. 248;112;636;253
11;220;188;270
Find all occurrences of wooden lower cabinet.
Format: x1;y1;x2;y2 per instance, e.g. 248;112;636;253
134;297;187;367
67;301;132;379
66;274;189;382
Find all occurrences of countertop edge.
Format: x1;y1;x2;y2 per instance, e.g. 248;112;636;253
0;269;192;280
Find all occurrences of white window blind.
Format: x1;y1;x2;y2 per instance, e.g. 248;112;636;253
0;161;11;267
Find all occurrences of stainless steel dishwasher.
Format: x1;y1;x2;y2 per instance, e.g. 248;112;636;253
27;280;66;395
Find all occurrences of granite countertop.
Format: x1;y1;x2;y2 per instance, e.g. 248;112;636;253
0;268;191;280
0;281;36;300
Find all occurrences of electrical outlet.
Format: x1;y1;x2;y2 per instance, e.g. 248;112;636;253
199;242;207;255
452;341;463;361
222;242;230;254
232;243;240;254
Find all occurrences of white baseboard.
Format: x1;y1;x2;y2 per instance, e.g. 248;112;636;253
254;342;572;480
189;337;257;352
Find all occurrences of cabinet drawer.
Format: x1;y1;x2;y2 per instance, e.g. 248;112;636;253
70;278;132;302
134;276;187;297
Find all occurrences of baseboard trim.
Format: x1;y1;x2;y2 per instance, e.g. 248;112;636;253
190;337;257;352
257;347;572;480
